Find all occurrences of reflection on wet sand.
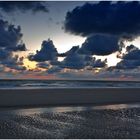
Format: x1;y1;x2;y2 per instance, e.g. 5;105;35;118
0;103;140;138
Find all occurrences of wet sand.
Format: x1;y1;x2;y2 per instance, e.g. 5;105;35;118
0;104;140;138
0;88;140;138
0;88;140;107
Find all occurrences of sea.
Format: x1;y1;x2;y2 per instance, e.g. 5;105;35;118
0;79;140;138
0;79;140;89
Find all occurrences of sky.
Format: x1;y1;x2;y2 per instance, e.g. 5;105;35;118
0;1;140;80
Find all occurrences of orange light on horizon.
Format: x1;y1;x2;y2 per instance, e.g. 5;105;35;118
20;74;56;80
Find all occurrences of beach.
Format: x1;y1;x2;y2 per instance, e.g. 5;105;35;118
0;104;140;138
0;82;140;138
0;88;140;107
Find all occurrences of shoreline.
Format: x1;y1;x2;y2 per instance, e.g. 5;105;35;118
0;78;139;83
0;88;139;107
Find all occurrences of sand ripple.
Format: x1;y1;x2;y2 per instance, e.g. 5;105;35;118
0;105;140;138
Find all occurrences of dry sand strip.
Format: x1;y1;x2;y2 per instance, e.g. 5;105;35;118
0;88;139;107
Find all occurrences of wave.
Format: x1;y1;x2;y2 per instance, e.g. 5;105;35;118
0;80;139;88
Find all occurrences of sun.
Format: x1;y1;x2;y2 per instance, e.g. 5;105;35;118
23;58;37;70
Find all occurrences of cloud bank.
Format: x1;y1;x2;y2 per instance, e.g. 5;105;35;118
63;1;140;71
64;1;140;39
0;1;48;13
28;38;107;71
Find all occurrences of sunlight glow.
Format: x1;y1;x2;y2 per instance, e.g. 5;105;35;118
124;37;140;49
23;58;37;70
94;69;100;73
95;53;121;67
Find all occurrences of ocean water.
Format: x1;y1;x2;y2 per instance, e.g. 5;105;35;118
0;79;139;89
0;104;140;138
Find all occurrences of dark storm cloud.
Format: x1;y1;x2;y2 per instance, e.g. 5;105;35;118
60;47;107;70
64;2;140;56
64;1;140;70
58;46;80;57
28;39;58;62
0;19;27;71
58;37;118;60
85;56;107;68
0;1;48;13
32;38;107;70
122;48;140;60
0;19;26;51
79;35;120;55
13;44;26;52
92;59;107;68
64;1;140;38
125;45;137;52
116;59;140;69
116;45;140;69
61;52;86;69
0;49;10;60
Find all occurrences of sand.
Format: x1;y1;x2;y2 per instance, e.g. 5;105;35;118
0;88;140;107
0;104;140;138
